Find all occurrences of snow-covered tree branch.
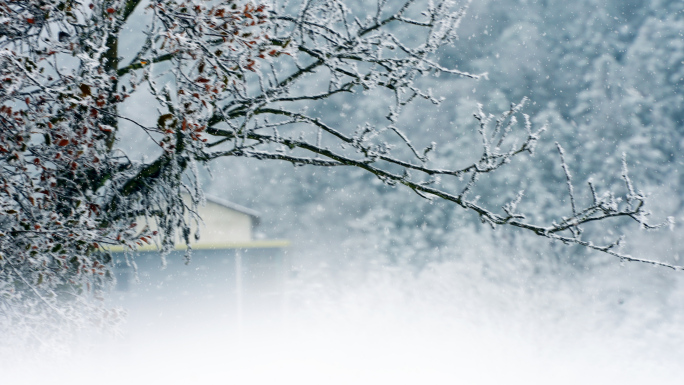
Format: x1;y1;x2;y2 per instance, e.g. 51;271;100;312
0;0;679;338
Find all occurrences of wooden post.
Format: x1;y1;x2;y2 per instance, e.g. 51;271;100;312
235;249;243;335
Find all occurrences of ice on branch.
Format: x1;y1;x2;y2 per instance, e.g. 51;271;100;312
0;0;680;347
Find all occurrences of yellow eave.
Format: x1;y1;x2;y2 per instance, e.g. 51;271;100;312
102;239;290;253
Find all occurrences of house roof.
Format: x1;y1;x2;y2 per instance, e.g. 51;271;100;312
204;195;260;225
109;239;290;252
204;195;261;226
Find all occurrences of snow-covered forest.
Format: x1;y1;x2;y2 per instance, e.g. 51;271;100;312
2;0;684;383
203;0;684;382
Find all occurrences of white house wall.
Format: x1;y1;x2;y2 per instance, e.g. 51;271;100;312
132;199;255;248
196;200;253;244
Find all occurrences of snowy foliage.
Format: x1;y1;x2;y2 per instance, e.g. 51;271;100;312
0;0;679;344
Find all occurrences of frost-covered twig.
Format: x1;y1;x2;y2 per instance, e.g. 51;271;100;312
1;0;680;346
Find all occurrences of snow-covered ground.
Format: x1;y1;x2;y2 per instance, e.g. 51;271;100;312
4;254;683;385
